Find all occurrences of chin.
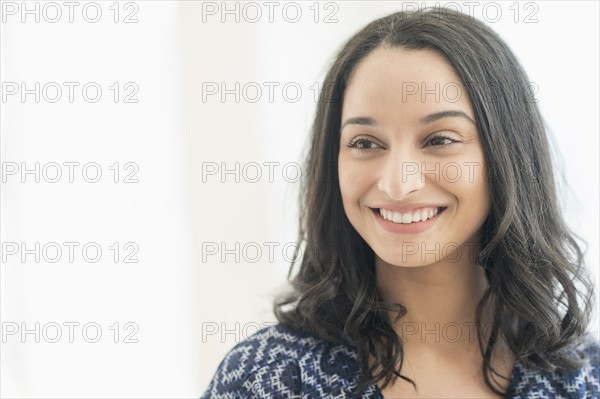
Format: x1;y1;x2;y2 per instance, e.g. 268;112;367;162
376;251;437;268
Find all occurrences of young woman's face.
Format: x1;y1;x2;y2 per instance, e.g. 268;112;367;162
338;47;490;267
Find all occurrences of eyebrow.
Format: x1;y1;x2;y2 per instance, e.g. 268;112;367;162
340;116;377;131
419;110;476;126
340;110;476;131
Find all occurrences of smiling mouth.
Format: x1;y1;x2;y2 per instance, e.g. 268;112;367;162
371;207;447;224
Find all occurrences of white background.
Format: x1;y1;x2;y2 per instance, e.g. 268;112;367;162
1;1;598;397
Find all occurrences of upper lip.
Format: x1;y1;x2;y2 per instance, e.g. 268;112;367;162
370;203;446;214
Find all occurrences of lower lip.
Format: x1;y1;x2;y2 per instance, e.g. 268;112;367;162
372;207;445;234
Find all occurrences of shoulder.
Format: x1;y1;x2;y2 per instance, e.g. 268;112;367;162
200;323;372;399
511;332;600;398
575;333;600;389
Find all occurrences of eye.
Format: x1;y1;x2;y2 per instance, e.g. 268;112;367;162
347;138;382;151
427;135;458;147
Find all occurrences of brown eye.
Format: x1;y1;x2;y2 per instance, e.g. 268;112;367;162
428;135;457;146
347;138;381;150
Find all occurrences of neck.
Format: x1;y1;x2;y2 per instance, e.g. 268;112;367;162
375;243;491;347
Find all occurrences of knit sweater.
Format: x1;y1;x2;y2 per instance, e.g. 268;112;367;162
201;323;600;398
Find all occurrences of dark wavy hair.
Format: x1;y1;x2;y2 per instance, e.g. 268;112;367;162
273;7;595;397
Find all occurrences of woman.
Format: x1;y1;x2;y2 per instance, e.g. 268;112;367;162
201;8;599;398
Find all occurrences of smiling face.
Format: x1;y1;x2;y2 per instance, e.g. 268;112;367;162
338;47;490;267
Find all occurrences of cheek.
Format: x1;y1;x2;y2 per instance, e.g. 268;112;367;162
435;157;490;218
451;152;488;195
338;156;367;209
456;163;490;218
469;159;491;213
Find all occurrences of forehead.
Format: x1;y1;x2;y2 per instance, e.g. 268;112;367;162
342;47;474;124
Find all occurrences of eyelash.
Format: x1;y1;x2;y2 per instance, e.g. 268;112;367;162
427;135;457;146
346;138;380;151
346;135;458;151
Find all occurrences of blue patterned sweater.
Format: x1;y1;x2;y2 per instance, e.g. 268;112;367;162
201;323;600;398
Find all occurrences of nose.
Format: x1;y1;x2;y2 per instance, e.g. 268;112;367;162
377;150;426;201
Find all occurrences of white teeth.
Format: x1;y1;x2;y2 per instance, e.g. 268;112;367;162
378;207;442;224
411;211;421;223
